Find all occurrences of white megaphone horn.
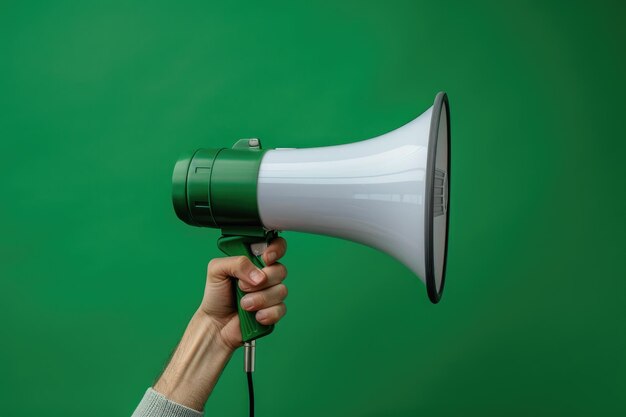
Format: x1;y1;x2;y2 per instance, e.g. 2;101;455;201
256;92;451;302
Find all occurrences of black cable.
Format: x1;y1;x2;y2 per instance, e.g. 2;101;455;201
246;371;254;417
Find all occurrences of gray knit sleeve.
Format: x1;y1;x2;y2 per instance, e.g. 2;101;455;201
131;388;204;417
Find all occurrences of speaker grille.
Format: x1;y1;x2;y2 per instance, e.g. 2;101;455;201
433;169;447;217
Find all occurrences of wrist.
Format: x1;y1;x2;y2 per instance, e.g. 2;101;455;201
154;310;235;411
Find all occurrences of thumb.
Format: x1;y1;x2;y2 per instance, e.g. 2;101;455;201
207;256;267;287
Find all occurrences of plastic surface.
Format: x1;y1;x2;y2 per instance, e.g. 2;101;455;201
171;142;265;229
425;92;450;302
218;232;276;342
257;92;451;302
211;148;265;227
172;148;221;227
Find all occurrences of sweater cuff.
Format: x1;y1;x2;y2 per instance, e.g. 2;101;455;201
131;388;203;417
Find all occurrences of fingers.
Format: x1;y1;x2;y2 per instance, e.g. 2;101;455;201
256;303;287;325
205;237;289;327
262;237;287;265
206;256;267;287
240;283;288;312
239;262;287;292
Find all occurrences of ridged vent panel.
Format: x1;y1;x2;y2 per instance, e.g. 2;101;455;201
433;169;447;217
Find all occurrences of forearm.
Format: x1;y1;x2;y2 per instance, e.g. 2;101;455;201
153;310;234;411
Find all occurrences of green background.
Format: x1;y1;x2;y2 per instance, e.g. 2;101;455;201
1;1;624;416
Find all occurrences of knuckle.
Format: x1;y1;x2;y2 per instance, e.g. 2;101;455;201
255;292;266;307
207;258;219;273
273;305;286;322
258;313;271;324
279;263;288;279
261;304;286;324
266;308;279;322
277;284;288;299
267;263;287;281
269;238;286;254
235;255;249;268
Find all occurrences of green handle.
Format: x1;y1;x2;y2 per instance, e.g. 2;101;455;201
217;232;276;342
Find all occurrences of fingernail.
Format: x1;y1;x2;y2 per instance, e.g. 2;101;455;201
256;311;266;321
266;252;277;263
241;296;254;310
250;269;264;284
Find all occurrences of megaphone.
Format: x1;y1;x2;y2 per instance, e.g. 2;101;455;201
172;92;450;344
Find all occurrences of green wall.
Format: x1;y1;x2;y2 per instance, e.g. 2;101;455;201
1;1;624;416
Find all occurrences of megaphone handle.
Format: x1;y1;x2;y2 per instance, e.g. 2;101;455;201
217;234;275;343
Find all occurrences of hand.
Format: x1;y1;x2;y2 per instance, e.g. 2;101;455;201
199;237;289;351
153;237;289;411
